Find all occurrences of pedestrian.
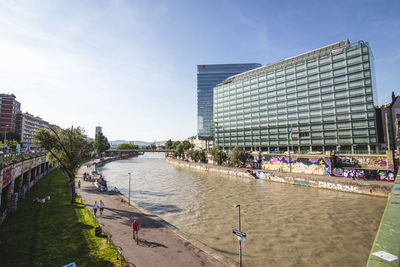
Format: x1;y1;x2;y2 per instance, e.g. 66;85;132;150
132;219;139;243
78;180;81;188
93;201;98;216
99;200;104;216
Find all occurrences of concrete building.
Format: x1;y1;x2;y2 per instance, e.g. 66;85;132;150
95;125;102;136
188;135;213;150
197;64;262;139
214;40;379;153
0;94;21;135
19;112;49;151
379;93;400;152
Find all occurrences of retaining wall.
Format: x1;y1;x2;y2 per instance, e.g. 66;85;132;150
167;158;393;197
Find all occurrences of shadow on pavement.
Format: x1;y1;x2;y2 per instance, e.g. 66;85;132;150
138;239;168;248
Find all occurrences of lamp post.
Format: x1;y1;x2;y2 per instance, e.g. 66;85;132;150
3;124;9;153
128;173;131;206
214;121;219;149
234;203;242;267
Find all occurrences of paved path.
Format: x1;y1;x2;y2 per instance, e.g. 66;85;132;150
76;160;233;267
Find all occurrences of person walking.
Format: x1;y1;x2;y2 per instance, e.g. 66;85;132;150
93;201;98;217
99;200;104;216
132;219;139;244
78;180;81;188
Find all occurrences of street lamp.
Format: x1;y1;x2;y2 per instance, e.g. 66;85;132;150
234;203;242;267
128;173;131;206
214;121;219;149
3;124;9;153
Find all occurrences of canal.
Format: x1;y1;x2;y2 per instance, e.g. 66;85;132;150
99;153;387;266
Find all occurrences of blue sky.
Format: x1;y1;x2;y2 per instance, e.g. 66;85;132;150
0;0;399;141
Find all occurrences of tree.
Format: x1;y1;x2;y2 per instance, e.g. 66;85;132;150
93;132;110;154
181;140;193;150
195;150;207;163
187;149;195;161
210;147;227;165
174;143;185;159
117;143;138;150
32;126;89;203
229;146;248;167
165;139;173;149
5;140;19;149
171;141;181;150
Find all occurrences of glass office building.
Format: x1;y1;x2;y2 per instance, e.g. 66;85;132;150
197;63;262;138
214;40;379;153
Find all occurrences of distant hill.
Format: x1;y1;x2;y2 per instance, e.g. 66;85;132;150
110;140;166;148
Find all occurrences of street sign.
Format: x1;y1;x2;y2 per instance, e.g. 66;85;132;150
233;229;247;238
237;236;243;242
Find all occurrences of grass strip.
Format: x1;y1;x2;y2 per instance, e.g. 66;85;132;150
0;168;128;266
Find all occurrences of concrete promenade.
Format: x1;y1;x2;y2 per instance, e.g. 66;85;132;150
76;160;234;267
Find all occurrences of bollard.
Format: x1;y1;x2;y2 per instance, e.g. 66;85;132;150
107;235;112;247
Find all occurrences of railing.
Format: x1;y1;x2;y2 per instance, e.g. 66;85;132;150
0;152;46;166
366;171;400;266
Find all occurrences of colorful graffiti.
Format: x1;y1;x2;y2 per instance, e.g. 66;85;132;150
2;168;12;189
261;156;331;176
332;167;396;181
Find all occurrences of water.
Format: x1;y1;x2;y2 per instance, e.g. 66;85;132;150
99;153;386;266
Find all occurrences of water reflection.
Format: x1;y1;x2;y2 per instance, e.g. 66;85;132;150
99;153;386;267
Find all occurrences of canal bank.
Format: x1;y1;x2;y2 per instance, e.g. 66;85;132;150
166;158;393;197
99;153;387;266
78;159;235;267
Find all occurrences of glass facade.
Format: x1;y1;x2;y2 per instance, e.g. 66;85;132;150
197;63;262;138
214;40;378;152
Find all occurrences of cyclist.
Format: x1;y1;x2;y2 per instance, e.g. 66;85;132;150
132;219;139;243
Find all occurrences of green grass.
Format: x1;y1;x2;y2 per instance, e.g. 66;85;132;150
0;168;128;267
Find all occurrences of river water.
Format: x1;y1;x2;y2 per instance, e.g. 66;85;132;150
99;153;386;267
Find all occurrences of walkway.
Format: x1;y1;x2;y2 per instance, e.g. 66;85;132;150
76;161;233;267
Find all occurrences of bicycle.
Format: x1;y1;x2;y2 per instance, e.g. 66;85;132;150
133;227;139;244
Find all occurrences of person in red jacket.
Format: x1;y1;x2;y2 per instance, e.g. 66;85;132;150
132;219;139;243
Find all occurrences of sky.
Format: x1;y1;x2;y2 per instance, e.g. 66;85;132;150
0;0;399;141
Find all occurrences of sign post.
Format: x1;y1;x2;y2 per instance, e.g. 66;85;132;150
233;204;246;267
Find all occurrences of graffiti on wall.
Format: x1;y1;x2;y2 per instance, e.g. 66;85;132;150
318;181;361;193
335;156;394;170
2;168;12;189
261;156;331;175
332;167;396;181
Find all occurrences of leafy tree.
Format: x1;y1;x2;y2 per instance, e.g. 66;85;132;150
182;140;193;151
174;143;185;159
165;139;173;149
117;143;138;150
187;149;195;161
93;132;110;154
5;140;19;149
195;150;207;163
229;146;248;167
32;126;89;203
210;147;226;165
171;141;181;150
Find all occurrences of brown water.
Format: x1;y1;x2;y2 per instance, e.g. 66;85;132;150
99;153;386;266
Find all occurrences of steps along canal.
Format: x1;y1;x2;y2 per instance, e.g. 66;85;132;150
98;153;386;267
